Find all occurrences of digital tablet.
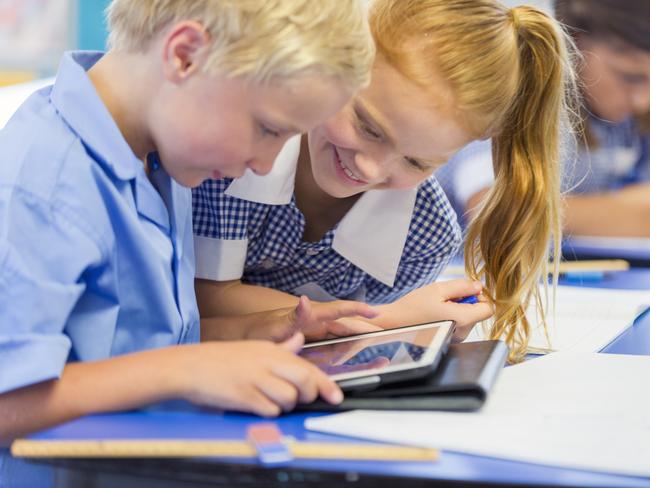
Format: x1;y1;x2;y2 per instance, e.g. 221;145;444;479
300;321;455;391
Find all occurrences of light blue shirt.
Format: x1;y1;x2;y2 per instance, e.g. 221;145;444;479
0;51;200;487
436;117;650;227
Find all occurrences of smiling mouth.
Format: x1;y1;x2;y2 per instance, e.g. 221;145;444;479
333;146;366;183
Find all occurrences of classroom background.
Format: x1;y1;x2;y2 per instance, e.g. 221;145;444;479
0;0;550;87
0;0;108;86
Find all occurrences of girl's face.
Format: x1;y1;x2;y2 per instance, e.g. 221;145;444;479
306;58;474;199
578;37;650;123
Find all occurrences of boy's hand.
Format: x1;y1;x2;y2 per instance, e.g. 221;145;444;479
248;296;380;342
378;279;494;341
177;333;341;416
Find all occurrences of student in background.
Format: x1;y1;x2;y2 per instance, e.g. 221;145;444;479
0;0;375;469
437;0;650;237
193;0;579;362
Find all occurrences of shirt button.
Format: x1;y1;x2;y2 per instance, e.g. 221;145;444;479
305;248;320;256
261;258;275;269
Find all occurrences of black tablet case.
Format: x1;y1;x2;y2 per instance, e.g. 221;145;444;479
298;340;508;412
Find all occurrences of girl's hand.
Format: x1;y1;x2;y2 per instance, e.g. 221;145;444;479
378;279;494;341
249;296;381;342
177;333;342;417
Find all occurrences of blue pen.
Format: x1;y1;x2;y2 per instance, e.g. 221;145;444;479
454;295;479;305
562;271;605;283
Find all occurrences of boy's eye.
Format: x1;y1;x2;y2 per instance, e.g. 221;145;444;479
260;123;280;138
613;68;647;85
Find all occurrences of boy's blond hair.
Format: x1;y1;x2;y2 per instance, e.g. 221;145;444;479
106;0;374;90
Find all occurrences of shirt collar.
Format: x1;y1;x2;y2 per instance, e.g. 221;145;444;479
50;51;141;181
225;136;417;287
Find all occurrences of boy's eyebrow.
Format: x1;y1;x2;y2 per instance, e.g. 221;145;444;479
354;100;395;144
258;113;302;134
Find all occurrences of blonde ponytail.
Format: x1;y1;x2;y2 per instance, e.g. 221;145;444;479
465;6;579;361
370;0;579;362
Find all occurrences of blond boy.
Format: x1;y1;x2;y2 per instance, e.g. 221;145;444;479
0;1;374;480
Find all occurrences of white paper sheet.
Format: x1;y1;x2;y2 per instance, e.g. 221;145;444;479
306;353;650;477
465;286;650;353
0;77;54;128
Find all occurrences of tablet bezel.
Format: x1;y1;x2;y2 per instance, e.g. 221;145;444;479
301;320;455;384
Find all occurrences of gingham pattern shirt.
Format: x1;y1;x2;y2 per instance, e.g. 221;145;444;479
192;177;462;305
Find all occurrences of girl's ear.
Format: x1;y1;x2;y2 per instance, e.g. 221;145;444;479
162;21;211;83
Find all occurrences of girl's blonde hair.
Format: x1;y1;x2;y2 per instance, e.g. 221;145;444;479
106;0;375;90
371;0;579;362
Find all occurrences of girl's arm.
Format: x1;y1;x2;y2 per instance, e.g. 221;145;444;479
0;334;339;446
196;278;301;316
200;295;380;342
563;184;650;237
197;278;492;341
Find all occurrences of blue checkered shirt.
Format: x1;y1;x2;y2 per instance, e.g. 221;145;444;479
192;177;461;304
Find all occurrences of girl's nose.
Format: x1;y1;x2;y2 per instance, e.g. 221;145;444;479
353;151;387;183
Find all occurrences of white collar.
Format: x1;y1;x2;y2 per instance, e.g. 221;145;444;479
226;136;417;287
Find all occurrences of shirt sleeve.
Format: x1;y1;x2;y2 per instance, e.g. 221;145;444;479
192;178;251;281
0;188;105;394
363;179;462;304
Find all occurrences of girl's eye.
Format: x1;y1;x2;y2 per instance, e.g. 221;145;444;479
404;156;427;171
260;124;280;138
360;122;382;140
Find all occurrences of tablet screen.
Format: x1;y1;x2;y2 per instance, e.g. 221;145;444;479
299;321;453;381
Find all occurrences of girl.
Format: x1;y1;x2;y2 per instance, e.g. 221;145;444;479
193;0;578;362
438;0;650;237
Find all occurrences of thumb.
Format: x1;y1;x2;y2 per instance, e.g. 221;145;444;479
441;279;483;301
280;332;305;354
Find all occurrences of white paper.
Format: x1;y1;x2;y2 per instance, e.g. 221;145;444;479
465;286;650;353
0;77;54;128
306;353;650;477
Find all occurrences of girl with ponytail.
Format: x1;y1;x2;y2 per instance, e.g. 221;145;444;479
194;0;578;362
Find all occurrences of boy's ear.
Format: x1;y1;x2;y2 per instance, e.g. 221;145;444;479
163;21;210;83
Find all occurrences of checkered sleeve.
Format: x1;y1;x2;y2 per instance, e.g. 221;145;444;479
364;178;462;304
192;178;251;281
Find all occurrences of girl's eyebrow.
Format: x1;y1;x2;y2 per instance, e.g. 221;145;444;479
354;100;395;144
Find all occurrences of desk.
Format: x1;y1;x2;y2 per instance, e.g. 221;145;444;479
20;269;650;488
563;236;650;267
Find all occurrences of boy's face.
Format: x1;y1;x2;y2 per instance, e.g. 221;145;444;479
578;37;650;123
150;72;351;188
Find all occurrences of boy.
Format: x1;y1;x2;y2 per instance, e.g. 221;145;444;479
0;0;374;483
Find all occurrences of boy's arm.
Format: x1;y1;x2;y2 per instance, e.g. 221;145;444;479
0;335;340;446
563;183;650;237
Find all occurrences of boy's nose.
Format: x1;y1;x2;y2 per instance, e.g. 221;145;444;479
246;156;274;176
631;88;650;115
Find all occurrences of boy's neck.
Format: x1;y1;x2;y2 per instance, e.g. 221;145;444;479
87;51;156;163
294;136;361;242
